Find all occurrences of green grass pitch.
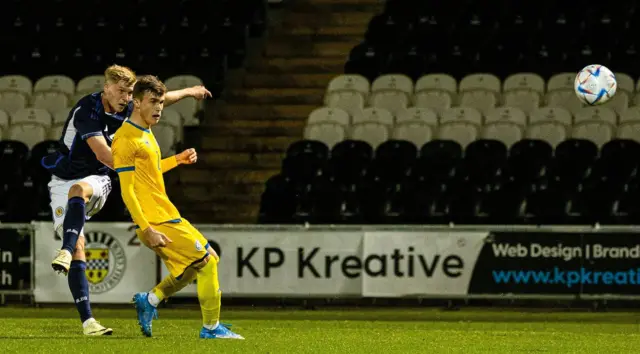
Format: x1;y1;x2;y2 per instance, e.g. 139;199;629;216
0;306;639;353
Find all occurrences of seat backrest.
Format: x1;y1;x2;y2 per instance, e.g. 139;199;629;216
308;107;350;126
326;74;370;98
529;106;573;126
413;91;452;115
503;73;545;94
619;106;640;124
571;121;614;148
357;107;394;125
161;108;183;130
525;121;568;147
152;123;177;157
395;106;438;125
615;72;634;96
304;122;347;149
616;122;640;142
547;73;576;91
436;121;479;148
8;123;48;149
485;106;527;126
415;74;457;94
0;109;8;132
52;108;70;125
0;75;33;98
11;108;52;127
34;75;75;98
0;92;28;115
482;121;524;148
371;74;413;98
440;107;482;126
165;75;203;90
32;92;70;113
459;73;501;93
350;121;390;149
573;106;617;125
392;121;433;148
325;91;365;117
76;75;105;94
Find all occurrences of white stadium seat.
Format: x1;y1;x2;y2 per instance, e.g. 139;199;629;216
392;121;433;148
32;92;69;114
573;107;617;126
484;107;527;126
370;74;413;117
11;108;52;127
619;106;640;124
0;75;33;98
482;121;524;148
8;123;47;149
325;74;370;104
325;91;365;120
440;107;482;126
34;75;75;98
525;121;568;147
414;74;456;115
356;107;394;125
395;107;438;126
571;121;614;148
529;106;573;126
304;122;346;149
503;73;545;94
437;121;479;148
350;121;390;149
307;107;350;126
617;122;640;142
0;92;28;115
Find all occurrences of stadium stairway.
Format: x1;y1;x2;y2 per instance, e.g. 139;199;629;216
174;0;382;223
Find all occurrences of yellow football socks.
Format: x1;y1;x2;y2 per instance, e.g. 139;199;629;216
152;267;198;303
196;259;221;328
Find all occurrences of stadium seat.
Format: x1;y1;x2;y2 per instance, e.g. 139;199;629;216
308;107;350;126
303;122;346;149
281;140;329;183
395;107;438;126
356;107;393;125
485;107;527;127
349;121;389;150
391;121;434;149
328;140;373;184
372;139;417;185
508;139;553;184
413;74;456;115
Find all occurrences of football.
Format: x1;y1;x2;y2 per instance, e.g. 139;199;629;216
574;64;617;105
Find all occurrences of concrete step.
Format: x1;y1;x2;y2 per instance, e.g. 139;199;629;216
179;168;280;184
247;57;345;74
200;152;284;169
220;104;316;120
288;26;366;36
264;40;357;57
282;12;373;27
172;186;263;204
227;88;325;104
243;73;335;88
201;136;299;152
204;119;306;136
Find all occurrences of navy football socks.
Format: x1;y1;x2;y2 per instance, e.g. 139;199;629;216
69;260;93;323
61;197;86;254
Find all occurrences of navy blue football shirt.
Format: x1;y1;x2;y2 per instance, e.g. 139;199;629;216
42;93;134;180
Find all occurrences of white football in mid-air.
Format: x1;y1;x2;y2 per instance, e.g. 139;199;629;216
574;64;617;105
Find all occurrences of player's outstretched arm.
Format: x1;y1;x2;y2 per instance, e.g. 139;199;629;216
87;136;114;169
164;85;212;107
161;148;197;173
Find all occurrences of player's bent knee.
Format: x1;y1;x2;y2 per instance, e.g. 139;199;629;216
68;182;92;203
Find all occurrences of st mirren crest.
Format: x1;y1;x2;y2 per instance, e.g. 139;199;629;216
84;231;127;294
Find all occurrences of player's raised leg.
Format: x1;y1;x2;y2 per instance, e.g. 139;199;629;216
48;176;113;335
52;182;93;274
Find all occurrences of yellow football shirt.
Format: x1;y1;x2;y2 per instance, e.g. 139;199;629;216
112;120;180;229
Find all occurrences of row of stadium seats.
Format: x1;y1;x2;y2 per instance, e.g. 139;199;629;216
1;1;268;89
303;118;640;152
0;107;183;153
347;1;640;81
325;73;632;117
0;75;204;125
259;137;640;225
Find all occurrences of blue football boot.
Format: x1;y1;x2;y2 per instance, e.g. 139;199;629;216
132;292;158;337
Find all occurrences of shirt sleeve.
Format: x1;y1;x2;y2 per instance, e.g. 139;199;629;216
72;103;103;140
112;136;151;230
161;155;178;173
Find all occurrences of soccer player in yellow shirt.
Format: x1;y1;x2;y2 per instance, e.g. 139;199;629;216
111;75;243;339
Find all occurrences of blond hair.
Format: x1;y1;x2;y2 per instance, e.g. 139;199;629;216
104;65;136;86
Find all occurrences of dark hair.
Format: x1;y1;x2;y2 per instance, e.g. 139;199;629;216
133;75;167;100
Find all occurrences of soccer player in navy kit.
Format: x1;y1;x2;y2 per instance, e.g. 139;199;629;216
41;65;211;335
